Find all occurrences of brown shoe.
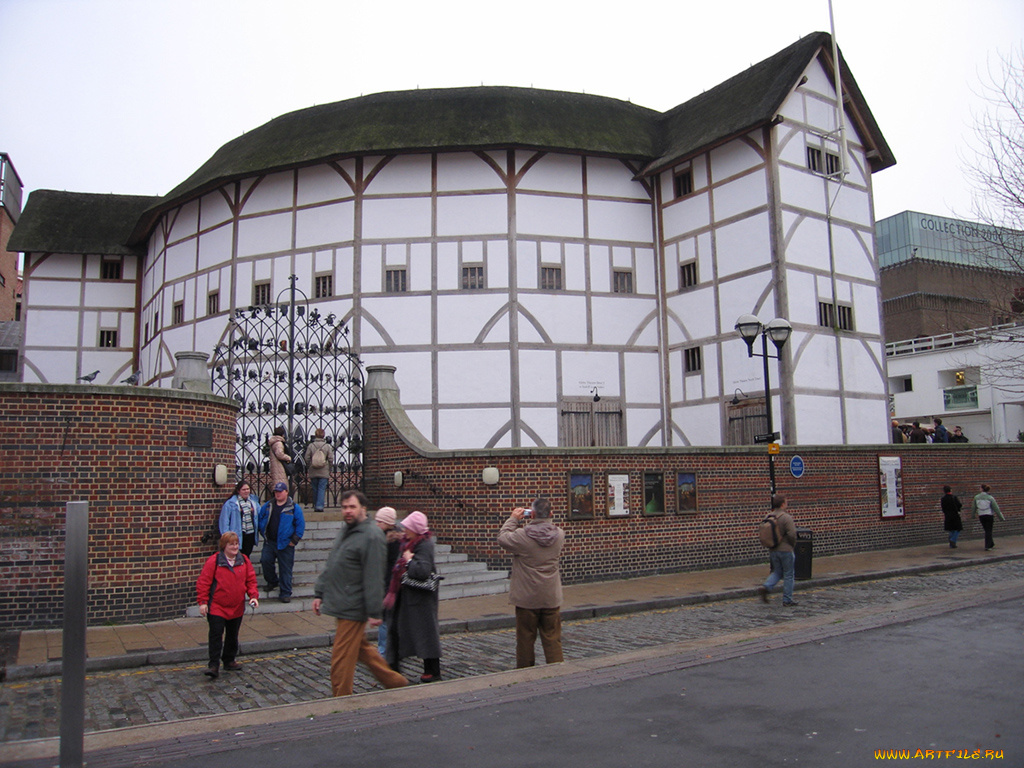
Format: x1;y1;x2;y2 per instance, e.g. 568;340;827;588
204;665;219;679
224;661;242;671
756;586;770;603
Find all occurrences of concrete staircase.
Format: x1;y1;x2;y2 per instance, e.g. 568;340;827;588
187;514;509;616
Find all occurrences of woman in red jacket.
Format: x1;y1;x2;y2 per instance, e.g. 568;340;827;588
197;531;259;678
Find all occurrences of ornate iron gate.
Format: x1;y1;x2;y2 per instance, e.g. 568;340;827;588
211;276;363;503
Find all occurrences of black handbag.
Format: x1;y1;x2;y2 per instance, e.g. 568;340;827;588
401;571;443;592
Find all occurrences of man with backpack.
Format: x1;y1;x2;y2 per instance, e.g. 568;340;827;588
756;495;798;607
304;428;334;513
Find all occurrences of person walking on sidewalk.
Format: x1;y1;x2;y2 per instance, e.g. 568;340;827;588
267;425;293;491
940;485;964;549
196;532;259;679
757;495;799;607
258;481;305;602
498;497;566;668
971;484;1004;551
374;506;403;657
303;428;334;513
312;490;409;697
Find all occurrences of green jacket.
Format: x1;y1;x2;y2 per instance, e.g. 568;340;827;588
971;492;1005;521
314;517;388;621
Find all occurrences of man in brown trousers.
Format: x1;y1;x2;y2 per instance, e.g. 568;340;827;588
498;497;566;668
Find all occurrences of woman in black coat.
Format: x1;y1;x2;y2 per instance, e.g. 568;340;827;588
384;510;442;683
940;485;963;548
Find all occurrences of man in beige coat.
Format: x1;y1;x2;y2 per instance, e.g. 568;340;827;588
498;497;565;668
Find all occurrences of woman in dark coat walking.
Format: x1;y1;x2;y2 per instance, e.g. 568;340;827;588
384;510;442;683
940;485;963;548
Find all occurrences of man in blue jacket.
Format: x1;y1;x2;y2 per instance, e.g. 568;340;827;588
258;481;305;603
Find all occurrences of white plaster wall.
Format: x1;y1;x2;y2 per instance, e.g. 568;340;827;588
623;350;662;404
439;408;513;448
671;402;721;445
368;155;432;195
24;308;80;347
519;406;557;446
626;405;663;446
792;334;841;390
83;281;136;308
661;195;710;241
198;224;233;270
517;194;584;239
297;164;354;206
164;241;197;282
200;191;234;231
26;279;82;308
237;213;292;258
168;201;199;244
296;202;355;249
242;172;294;214
22;349;76;383
437;194;507;237
436;293;509;345
436;152;505;192
437;349;510;403
590;296;657;346
518;349;558;402
519;154;582;195
715;172;768;224
586;157;650;200
362;295;433;346
666;286;717;342
562;350;620;395
362;197;432;240
519;294;588;344
714;213;772;276
777;165;825;212
587;199;653;243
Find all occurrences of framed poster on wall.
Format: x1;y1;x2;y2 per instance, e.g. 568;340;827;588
676;472;698;514
878;456;905;518
643;471;665;515
607;472;630;516
569;472;594;519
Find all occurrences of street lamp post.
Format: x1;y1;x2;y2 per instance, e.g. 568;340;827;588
734;314;792;497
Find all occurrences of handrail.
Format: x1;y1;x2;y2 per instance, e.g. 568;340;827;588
886;322;1024;357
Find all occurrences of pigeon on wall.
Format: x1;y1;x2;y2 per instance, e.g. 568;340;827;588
76;370;100;383
121;370;142;385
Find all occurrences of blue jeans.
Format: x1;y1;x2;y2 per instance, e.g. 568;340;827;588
261;542;296;598
764;550;795;603
377;621;388;657
311;477;329;511
948;529;960;544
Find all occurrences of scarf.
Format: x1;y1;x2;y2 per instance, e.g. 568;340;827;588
382;533;426;610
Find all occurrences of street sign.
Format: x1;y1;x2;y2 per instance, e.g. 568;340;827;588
767;443;781;455
754;431;780;444
790;455;805;478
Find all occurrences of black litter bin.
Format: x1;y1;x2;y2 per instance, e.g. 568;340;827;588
794;528;813;580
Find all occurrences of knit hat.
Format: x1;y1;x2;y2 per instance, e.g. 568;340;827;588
401;510;429;535
375;506;397;526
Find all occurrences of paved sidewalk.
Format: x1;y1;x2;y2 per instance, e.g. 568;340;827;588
7;535;1024;681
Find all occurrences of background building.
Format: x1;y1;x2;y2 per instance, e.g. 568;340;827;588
878;210;1024;341
10;32;896;449
0;152;23;380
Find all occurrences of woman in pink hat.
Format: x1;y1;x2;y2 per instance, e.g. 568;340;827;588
383;510;442;682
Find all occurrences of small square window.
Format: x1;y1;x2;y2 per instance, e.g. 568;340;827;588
540;266;562;291
154;311;159;330
0;350;16;372
315;274;334;299
207;292;220;316
817;301;835;328
385;268;407;293
613;270;634;294
684;346;702;373
806;146;823;173
99;329;118;348
253;282;271;306
100;258;123;281
462;265;485;290
825;152;842;176
837;304;854;331
673;169;693;198
680;261;698;290
173;302;184;325
143;322;150;343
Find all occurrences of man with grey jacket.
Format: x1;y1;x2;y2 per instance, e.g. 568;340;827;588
312;490;408;696
498;497;566;668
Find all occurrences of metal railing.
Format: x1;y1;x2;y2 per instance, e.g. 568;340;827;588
885;321;1024;357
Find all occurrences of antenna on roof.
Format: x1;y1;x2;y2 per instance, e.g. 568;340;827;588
828;0;849;179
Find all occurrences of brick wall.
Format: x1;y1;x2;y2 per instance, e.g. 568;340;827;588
0;384;237;630
363;392;1024;585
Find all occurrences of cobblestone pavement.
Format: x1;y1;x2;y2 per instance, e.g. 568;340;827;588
2;559;1022;743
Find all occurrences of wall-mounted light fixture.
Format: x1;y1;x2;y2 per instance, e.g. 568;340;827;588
591;388;600;403
730;388;747;405
481;467;500;485
393;471;404;488
212;464;229;486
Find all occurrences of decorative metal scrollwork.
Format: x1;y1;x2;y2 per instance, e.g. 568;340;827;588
212;275;363;503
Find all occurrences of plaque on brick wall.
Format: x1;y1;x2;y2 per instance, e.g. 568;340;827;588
187;426;213;448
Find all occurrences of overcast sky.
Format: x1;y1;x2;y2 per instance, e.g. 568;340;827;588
1;0;1021;223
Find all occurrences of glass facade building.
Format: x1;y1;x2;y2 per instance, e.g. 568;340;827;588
877;210;1020;271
